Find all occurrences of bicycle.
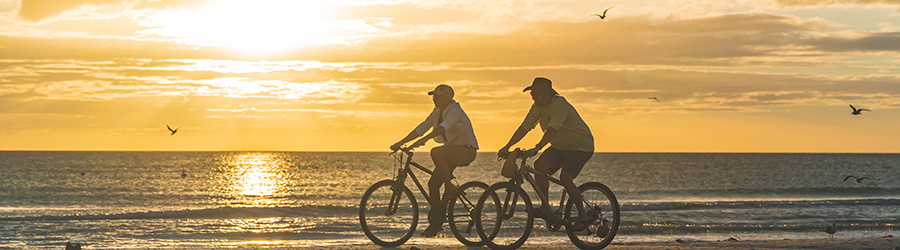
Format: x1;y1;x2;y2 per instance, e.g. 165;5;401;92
474;148;620;250
359;147;490;247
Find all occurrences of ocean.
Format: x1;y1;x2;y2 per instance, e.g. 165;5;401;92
1;151;898;249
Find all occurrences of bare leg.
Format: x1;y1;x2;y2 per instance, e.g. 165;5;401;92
560;171;585;217
534;156;552;211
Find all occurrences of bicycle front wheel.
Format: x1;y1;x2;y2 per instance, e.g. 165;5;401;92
447;181;490;246
564;182;620;250
359;180;418;247
475;182;533;250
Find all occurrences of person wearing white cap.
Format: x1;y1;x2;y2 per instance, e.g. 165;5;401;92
390;84;479;237
498;77;595;231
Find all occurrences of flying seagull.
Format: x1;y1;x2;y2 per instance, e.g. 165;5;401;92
822;223;836;239
843;175;876;185
592;6;614;19
849;104;869;115
167;125;181;136
649;97;660;102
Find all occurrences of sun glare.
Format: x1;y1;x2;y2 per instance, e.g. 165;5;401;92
145;1;339;56
213;153;291;207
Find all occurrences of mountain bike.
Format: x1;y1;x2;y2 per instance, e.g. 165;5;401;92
359;147;490;247
474;148;620;250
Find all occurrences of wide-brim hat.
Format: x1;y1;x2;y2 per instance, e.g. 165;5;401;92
523;77;557;94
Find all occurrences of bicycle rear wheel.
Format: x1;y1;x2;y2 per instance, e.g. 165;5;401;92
447;181;490;246
564;182;619;250
475;182;533;250
359;180;418;247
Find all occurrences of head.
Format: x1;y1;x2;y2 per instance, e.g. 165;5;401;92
428;84;455;109
523;77;557;107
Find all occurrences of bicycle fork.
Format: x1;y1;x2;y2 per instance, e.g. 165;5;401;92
385;183;403;216
501;187;520;220
385;167;409;216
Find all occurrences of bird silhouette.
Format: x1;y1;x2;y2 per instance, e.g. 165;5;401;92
181;169;187;179
849;104;869;115
592;6;614;19
822;223;836;239
167;125;181;136
843;175;876;185
80;172;85;176
649;97;660;102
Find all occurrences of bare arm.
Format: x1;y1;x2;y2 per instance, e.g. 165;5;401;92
391;131;421;151
525;127;557;156
498;126;530;157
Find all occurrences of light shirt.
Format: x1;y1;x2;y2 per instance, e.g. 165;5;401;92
520;96;594;152
413;101;479;149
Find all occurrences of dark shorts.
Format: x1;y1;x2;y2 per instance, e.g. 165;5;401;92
537;147;593;178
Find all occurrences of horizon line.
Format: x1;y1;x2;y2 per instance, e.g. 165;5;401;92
2;150;899;154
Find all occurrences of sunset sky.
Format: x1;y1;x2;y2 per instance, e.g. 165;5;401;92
1;0;899;152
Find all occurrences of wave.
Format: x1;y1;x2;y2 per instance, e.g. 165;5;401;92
621;198;900;212
620;187;900;198
0;205;358;222
618;220;899;235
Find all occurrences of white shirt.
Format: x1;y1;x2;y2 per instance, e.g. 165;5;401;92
413;101;479;149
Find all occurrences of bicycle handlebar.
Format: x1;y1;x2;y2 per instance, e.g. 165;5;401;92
389;147;416;156
497;147;538;161
515;148;539;158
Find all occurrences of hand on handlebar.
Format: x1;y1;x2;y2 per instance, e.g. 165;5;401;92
409;138;427;149
389;142;403;152
524;147;541;157
497;146;510;159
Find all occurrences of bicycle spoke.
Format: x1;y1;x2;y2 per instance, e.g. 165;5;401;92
448;181;490;246
360;180;418;247
477;183;533;249
565;182;619;250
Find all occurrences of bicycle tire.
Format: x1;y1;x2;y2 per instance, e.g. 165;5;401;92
447;181;491;246
475;182;534;250
359;180;418;247
564;182;620;250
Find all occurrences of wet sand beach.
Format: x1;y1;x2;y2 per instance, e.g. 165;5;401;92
318;236;900;250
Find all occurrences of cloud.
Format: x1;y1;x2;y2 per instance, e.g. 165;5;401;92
18;0;125;22
17;0;212;22
805;32;900;52
290;13;832;66
3;6;840;67
775;0;900;7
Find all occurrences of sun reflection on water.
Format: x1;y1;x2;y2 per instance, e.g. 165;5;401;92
214;152;291;207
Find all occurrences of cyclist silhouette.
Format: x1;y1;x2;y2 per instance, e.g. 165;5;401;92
498;77;595;231
390;84;479;237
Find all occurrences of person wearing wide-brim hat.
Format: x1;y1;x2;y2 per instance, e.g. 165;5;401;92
390;84;479;237
498;77;594;231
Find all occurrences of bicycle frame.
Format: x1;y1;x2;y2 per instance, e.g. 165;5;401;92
391;149;438;209
501;150;572;221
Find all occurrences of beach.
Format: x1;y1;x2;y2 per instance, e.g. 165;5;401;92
327;237;900;250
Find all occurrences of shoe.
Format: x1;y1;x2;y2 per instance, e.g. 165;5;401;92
533;207;561;225
571;215;592;231
420;224;442;237
596;219;611;237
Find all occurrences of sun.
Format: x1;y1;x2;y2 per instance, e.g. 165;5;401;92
144;1;339;56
